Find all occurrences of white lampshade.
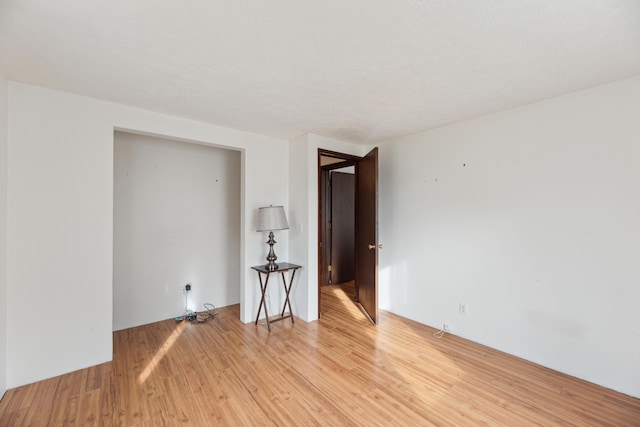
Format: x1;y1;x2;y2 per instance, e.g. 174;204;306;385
257;206;289;232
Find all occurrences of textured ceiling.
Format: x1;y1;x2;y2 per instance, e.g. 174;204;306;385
1;1;639;144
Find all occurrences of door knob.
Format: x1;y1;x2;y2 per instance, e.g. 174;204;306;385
368;244;383;250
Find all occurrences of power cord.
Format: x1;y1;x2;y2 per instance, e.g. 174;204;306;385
190;303;218;323
176;284;217;323
183;286;196;320
433;324;446;339
184;291;191;317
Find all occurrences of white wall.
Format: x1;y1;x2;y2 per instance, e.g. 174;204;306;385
113;132;241;330
6;82;288;388
0;70;8;398
378;76;640;398
288;134;367;321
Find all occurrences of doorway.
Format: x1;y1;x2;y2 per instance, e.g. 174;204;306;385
317;148;379;323
320;165;356;287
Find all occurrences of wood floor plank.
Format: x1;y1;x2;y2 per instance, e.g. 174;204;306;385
1;282;639;426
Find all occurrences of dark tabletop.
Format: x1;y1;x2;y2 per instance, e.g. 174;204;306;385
251;263;302;273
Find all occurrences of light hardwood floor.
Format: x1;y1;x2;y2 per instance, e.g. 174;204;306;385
1;282;639;426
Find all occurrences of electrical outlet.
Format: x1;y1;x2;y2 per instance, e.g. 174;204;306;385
459;303;467;315
443;323;452;332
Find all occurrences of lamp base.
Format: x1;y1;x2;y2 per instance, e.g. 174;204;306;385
265;231;279;271
265;262;278;271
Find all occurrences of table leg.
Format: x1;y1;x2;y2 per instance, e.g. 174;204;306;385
254;271;271;332
280;269;296;324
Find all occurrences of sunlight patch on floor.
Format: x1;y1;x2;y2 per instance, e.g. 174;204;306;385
138;321;186;385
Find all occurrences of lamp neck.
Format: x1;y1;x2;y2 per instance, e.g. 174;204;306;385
265;231;278;270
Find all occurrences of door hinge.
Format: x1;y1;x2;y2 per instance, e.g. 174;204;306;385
328;265;332;272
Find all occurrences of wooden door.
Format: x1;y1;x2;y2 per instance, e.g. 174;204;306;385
319;169;332;286
330;172;355;285
355;148;378;324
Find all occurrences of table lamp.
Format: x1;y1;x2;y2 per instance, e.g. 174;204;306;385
257;205;289;271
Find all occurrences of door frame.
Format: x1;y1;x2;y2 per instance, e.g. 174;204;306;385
317;149;360;318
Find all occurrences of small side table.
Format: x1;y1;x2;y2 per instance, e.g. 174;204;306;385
252;262;302;332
